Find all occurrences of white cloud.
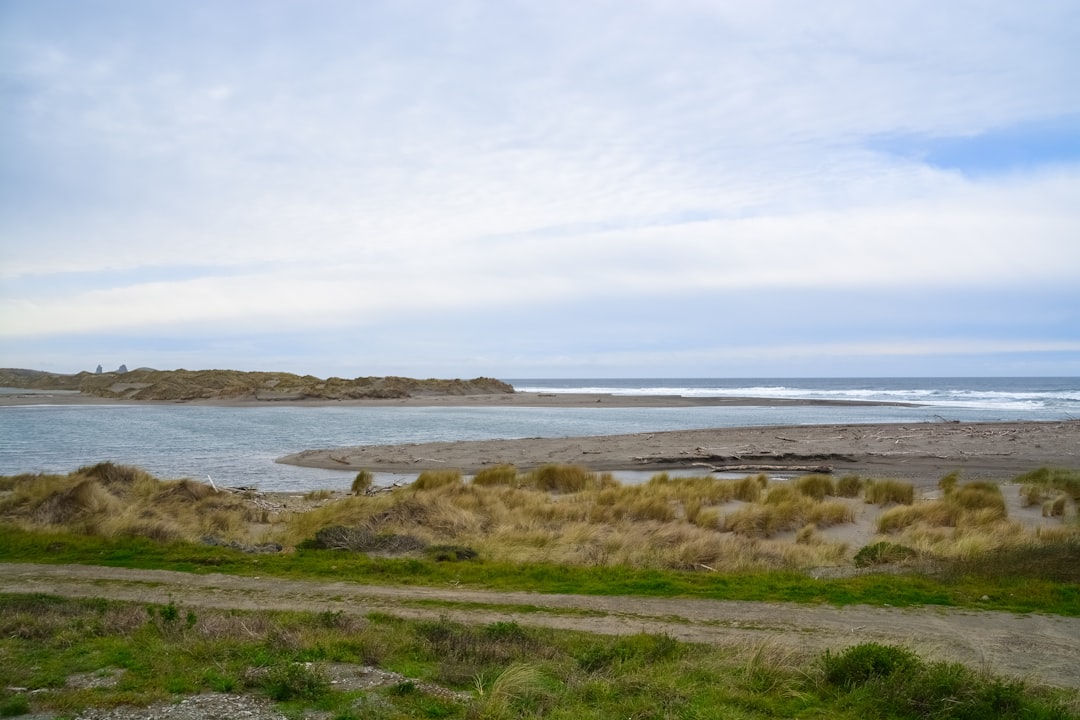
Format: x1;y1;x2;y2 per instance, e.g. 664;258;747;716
1;1;1078;372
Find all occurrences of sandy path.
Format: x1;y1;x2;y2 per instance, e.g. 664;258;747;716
280;420;1080;483
2;562;1078;689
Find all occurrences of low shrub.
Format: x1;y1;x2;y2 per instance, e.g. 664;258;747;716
426;544;479;562
821;642;1067;720
576;633;684;673
303;525;426;554
259;662;329;702
853;541;918;567
821;642;918;689
0;694;30;718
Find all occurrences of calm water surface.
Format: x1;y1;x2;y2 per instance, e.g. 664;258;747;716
2;377;1076;492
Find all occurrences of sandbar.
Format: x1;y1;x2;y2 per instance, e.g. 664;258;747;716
280;419;1079;484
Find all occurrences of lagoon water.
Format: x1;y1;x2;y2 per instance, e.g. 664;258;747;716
1;377;1077;492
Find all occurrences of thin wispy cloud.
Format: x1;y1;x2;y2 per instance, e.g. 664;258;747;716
1;1;1077;376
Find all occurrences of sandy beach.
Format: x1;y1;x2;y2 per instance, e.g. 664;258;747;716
280;417;1079;484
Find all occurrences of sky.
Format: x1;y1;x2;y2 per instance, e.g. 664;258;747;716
1;1;1079;379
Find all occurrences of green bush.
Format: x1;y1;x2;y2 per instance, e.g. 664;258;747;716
822;642;918;689
0;694;30;718
260;662;329;702
822;643;1071;719
576;633;684;673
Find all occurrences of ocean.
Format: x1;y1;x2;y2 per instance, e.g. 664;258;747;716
1;377;1076;492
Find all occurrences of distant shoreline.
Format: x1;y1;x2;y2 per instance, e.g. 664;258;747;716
0;389;919;409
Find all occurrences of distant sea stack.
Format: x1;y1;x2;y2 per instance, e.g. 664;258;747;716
0;367;515;402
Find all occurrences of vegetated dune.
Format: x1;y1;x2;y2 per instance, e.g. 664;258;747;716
0;367;514;402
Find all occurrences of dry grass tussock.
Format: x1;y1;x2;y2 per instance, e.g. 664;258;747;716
869;473;1080;565
0;462;266;543
284;466;854;571
9;462;1077;575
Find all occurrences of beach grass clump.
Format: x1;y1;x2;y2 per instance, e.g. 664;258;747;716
735;474;768;502
472;464;520;487
836;475;865;497
1015;467;1080;503
721;485;853;538
877;479;1008;534
1044;495;1069;518
351;469;374;495
282;473;860;571
525;464;616;493
947;482;1007;515
795;474;835;501
864;479;915;506
0;464;262;544
1017;467;1080;518
412;468;463;491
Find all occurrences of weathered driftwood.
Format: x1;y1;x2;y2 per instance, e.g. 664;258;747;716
691;462;834;474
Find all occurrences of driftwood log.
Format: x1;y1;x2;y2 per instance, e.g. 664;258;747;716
690;462;834;474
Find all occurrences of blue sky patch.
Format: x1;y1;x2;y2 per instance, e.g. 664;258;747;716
870;115;1080;175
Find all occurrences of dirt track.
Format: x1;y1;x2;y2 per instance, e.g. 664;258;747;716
2;562;1078;690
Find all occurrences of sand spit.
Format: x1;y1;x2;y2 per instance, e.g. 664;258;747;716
280;419;1080;483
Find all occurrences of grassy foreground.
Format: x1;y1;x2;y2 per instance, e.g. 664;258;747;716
2;464;1080;717
2;463;1079;615
1;593;1076;720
